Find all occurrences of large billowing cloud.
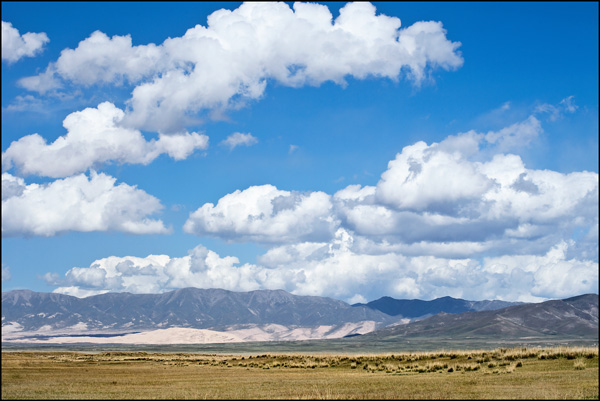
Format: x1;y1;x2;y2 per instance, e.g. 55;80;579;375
371;116;545;204
2;171;170;236
44;116;598;301
1;21;49;63
375;140;493;213
2;102;208;178
19;2;463;133
49;230;598;303
30;101;598;300
51;247;263;298
183;184;336;243
183;115;598;262
361;118;597;252
60;112;590;302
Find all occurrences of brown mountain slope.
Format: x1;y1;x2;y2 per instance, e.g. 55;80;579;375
364;294;599;340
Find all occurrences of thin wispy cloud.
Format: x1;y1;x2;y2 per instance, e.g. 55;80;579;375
220;132;258;150
1;264;11;282
535;96;579;121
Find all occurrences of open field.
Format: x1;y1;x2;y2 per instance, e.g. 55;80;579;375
2;346;598;399
3;334;597;354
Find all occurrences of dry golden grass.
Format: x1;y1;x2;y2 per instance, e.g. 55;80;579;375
2;346;598;399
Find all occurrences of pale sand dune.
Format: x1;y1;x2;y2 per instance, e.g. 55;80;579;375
2;321;381;344
4;327;243;345
224;321;378;342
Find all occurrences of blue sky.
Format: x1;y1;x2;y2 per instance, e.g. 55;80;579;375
2;2;598;303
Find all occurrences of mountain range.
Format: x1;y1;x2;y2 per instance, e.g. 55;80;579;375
2;288;598;345
2;288;393;342
359;293;599;341
354;296;522;318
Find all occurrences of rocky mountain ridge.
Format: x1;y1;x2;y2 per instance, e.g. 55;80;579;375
3;288;597;344
2;287;394;337
358;293;599;340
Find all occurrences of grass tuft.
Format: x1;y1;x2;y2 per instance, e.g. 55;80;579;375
574;359;586;370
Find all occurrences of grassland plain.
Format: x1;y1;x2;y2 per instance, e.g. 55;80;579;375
1;346;598;399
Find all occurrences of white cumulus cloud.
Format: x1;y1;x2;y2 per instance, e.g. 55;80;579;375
51;247;263;297
184;184;336;243
19;2;463;133
2;171;170;237
184;115;598;265
375;140;492;213
47;230;598;303
1;21;49;63
2;102;209;178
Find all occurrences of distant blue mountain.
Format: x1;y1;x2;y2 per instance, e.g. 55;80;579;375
353;295;522;318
